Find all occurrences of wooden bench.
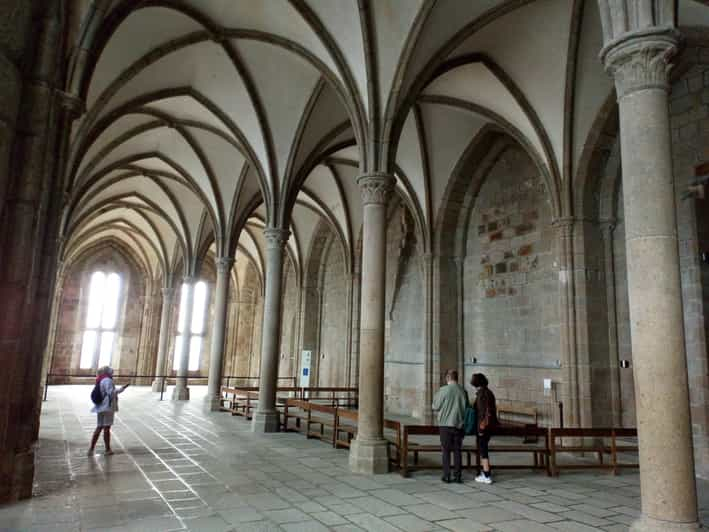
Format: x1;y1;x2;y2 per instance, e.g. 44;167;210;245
301;387;359;408
401;425;478;477
485;425;550;474
497;404;539;442
334;408;358;448
307;402;337;445
220;386;259;418
384;419;402;468
282;399;310;432
549;427;638;476
400;425;550;478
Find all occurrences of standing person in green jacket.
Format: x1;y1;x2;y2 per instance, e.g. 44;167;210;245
432;369;469;483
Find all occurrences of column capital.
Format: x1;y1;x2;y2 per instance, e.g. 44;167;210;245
263;228;290;250
216;256;235;274
600;29;680;98
357;173;396;206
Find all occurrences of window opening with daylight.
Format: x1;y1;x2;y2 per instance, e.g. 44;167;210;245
80;271;122;369
173;281;208;371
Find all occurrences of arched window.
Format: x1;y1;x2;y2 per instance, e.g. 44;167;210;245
173;281;208;371
80;271;121;369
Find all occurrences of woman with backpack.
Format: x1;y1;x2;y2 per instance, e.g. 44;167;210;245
89;366;129;455
471;373;497;484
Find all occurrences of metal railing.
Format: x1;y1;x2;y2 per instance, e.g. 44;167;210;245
43;373;297;401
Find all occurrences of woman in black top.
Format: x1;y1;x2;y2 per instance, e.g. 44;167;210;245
472;373;497;484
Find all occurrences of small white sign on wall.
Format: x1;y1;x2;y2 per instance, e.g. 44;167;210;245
300;350;312;387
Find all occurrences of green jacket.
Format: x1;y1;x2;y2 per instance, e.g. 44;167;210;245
432;383;469;428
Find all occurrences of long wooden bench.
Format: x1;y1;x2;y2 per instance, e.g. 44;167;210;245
220;386;259;418
307;402;337;444
549;427;639;476
301;387;358;408
334;408;358;448
497;403;539;443
400;425;550;478
282;398;310;432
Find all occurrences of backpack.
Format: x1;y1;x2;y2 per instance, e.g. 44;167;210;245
464;405;477;436
91;382;104;405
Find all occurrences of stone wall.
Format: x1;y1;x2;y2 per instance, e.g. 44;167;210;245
49;245;150;381
279;256;299;382
462;146;561;422
318;237;348;387
612;205;636;427
384;200;425;418
667;39;709;477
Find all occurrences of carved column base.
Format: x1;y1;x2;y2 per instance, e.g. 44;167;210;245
251;410;280;433
631;516;701;531
171;385;189;401
349;438;389;474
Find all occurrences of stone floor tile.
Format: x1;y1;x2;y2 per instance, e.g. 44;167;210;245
327;502;366;515
230;522;282;532
492;501;564;523
346;512;405;532
218;508;265;524
415;491;482;510
348;495;405;517
436;517;493;531
549;520;605;532
369;488;423;506
280;521;330;532
310;510;349;525
493;519;558;532
266;508;310;524
384;513;440;531
19;387;709;532
402;502;455;521
530;502;571;513
567;504;619;518
556;510;613;527
454;505;525;523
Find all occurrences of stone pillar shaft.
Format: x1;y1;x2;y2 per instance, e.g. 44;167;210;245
172;279;195;400
152;287;175;392
349;173;395;474
602;26;700;530
252;228;289;432
206;257;234;410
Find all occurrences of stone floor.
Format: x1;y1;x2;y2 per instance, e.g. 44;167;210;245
1;386;708;532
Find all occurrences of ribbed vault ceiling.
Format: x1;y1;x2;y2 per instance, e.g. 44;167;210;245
60;0;709;286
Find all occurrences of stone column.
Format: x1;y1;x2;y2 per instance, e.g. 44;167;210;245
421;253;435;424
555;218;582;428
600;17;700;530
152;287;175;392
349;173;395;474
251;228;289;432
600;221;623;427
205;257;234;410
172;279;195;401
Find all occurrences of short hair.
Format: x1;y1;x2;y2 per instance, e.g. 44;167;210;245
471;373;488;387
445;369;458;381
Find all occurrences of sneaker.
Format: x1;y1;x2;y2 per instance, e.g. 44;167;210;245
474;474;492;484
441;475;451;483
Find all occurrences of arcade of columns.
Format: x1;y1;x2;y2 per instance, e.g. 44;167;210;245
0;1;705;531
